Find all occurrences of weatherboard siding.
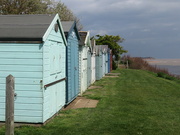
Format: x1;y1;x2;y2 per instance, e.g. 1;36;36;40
0;14;66;123
43;25;66;122
66;28;79;104
0;43;43;123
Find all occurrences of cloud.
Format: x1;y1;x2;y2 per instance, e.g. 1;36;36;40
141;29;151;32
90;29;108;35
61;0;180;15
60;0;180;58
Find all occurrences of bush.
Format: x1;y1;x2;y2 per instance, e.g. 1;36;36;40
121;55;179;80
112;60;118;70
157;72;167;78
157;72;175;80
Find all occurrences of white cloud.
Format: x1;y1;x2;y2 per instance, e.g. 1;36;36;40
90;29;108;36
141;29;151;32
60;0;180;58
61;0;180;15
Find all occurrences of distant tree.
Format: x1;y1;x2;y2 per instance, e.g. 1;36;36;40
95;35;127;61
48;1;83;30
0;0;83;30
0;0;49;14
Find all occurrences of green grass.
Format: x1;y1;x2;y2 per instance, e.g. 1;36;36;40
1;69;180;135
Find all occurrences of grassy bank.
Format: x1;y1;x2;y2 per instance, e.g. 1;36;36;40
0;69;180;135
121;55;180;79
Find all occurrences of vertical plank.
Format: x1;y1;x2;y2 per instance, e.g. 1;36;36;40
6;75;14;135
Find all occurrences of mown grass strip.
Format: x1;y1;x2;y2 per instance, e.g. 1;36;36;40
0;69;180;135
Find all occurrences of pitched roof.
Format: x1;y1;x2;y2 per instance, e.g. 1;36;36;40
61;21;80;40
101;45;109;53
91;39;96;53
79;31;86;45
61;21;74;32
95;45;102;55
0;14;56;41
95;45;109;55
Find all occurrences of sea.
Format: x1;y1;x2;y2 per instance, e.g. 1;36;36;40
146;59;180;76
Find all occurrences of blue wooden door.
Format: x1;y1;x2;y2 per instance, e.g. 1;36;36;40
66;37;79;104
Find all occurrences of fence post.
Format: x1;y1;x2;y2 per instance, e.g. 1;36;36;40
126;60;129;69
6;75;14;135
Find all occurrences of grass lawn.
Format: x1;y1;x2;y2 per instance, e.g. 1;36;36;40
0;69;180;135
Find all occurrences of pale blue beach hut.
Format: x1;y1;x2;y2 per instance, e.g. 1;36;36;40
61;21;80;104
0;14;67;123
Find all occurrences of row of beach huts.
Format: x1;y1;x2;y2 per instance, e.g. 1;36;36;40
0;14;113;124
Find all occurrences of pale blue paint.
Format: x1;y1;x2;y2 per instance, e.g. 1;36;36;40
0;43;43;123
42;21;66;123
0;14;66;123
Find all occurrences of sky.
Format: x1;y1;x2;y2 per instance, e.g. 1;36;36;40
60;0;180;59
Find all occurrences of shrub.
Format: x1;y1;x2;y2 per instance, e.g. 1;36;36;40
112;60;118;70
121;55;179;80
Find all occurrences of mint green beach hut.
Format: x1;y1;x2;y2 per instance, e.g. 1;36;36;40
95;45;103;80
0;14;67;123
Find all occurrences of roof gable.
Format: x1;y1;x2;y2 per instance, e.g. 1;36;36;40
79;31;92;51
101;45;109;53
43;14;67;45
61;21;80;40
91;39;96;53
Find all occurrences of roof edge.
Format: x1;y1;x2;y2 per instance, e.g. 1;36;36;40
42;14;67;46
0;37;43;43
